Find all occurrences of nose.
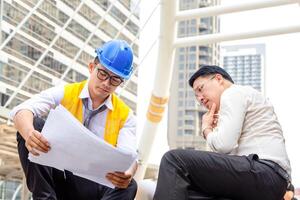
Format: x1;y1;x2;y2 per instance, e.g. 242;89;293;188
195;94;204;104
102;78;111;88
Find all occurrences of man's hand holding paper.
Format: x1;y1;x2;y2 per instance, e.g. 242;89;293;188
29;105;137;188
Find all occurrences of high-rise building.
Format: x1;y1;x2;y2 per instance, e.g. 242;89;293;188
221;44;266;93
0;0;139;198
0;0;139;121
168;0;220;150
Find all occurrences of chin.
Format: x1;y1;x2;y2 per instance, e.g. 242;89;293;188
98;91;109;97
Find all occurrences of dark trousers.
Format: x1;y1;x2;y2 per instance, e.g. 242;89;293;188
17;117;137;200
153;149;287;200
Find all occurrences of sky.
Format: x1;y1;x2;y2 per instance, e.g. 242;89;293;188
138;0;300;186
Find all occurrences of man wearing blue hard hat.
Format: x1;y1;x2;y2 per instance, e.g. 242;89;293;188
10;40;138;200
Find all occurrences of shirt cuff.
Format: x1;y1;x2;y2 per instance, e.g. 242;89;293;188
206;131;217;151
9;105;36;120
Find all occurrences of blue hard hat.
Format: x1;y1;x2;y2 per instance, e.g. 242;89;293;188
95;40;134;80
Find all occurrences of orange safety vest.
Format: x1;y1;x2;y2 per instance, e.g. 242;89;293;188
60;80;130;146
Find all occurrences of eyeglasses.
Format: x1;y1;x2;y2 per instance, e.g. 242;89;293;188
96;67;124;86
194;75;216;97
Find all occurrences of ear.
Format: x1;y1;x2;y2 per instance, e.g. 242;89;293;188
215;74;224;84
88;62;95;74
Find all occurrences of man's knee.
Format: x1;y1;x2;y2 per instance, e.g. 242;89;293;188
129;178;138;192
160;149;186;168
163;149;182;159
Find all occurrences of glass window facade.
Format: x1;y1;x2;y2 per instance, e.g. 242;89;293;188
0;180;26;199
123;80;137;96
22;14;56;45
64;69;88;83
54;37;79;58
92;0;110;11
60;0;81;10
168;0;220;150
77;51;94;67
99;20;118;38
5;34;44;65
0;60;29;87
223;49;263;92
67;20;91;41
3;2;28;26
38;0;69;26
0;0;139;123
88;35;105;49
40;53;68;78
79;4;102;25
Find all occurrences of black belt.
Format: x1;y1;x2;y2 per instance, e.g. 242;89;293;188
258;159;290;183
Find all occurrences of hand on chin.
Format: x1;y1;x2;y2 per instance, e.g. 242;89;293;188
205;103;210;110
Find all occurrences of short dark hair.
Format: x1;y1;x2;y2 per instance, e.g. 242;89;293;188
188;65;234;87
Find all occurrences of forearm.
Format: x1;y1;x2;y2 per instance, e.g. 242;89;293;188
13;109;35;141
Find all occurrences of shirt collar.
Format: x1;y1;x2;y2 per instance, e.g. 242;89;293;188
79;80;113;111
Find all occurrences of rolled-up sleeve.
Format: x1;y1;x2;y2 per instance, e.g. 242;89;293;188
9;86;64;120
206;88;247;154
116;111;137;156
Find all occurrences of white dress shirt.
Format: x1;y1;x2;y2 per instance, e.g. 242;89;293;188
10;81;137;155
206;85;291;176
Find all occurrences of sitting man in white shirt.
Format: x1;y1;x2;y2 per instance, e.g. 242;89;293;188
153;65;291;200
10;40;137;200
